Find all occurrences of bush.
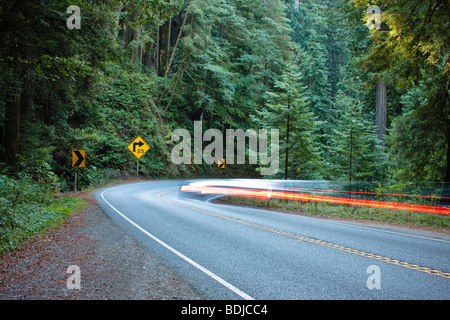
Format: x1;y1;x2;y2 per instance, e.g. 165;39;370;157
0;173;83;253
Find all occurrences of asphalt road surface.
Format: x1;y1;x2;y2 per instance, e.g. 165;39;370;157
95;180;450;300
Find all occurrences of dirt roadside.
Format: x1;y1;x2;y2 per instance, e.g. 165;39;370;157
0;187;203;300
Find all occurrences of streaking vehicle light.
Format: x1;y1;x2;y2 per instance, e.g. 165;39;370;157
181;180;450;216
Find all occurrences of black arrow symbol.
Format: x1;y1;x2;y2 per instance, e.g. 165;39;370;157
133;140;144;152
73;150;85;167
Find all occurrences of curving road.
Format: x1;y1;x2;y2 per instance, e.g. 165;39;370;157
95;180;450;300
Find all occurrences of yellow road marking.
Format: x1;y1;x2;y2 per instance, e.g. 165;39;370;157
156;190;450;279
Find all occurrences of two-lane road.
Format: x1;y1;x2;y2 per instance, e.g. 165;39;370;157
95;180;450;299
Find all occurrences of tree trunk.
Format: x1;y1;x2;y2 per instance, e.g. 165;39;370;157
446;104;450;183
139;26;144;70
349;128;353;194
444;116;450;198
439;71;450;204
159;20;169;75
164;11;189;78
130;25;142;65
375;79;387;144
1;59;22;167
284;98;290;180
155;22;160;75
166;17;171;73
442;70;450;184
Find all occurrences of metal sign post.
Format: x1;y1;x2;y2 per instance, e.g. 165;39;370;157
74;168;78;192
127;136;150;177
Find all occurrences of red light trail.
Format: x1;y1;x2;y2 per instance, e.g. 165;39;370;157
181;185;450;216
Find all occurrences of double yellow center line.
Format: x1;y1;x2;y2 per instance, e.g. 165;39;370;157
156;190;450;279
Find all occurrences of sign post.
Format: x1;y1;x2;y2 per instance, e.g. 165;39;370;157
127;136;150;176
74;169;77;192
72;150;85;191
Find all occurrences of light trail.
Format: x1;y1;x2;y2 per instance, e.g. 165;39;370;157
181;185;450;216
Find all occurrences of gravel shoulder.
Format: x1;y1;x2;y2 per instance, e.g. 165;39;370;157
0;188;203;300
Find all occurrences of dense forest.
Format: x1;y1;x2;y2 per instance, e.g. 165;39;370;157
1;0;449;192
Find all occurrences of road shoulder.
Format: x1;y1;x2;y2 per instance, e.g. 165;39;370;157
0;190;203;300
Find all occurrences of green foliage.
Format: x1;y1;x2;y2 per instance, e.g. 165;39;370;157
350;0;450;183
0;173;83;253
261;61;323;179
0;0;448;196
0;0;449;257
289;0;332;124
387;98;447;182
327;93;386;182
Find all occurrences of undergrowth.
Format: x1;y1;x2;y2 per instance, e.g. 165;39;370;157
0;173;85;254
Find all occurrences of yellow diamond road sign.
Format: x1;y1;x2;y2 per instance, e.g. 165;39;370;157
127;136;150;159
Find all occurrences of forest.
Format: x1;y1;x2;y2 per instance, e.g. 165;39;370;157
0;0;449;193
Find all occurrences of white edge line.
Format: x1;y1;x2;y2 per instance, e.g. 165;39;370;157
100;186;254;301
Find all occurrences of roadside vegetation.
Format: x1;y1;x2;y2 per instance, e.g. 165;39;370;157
0;167;147;254
0;173;84;254
220;196;450;231
1;1;449;251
